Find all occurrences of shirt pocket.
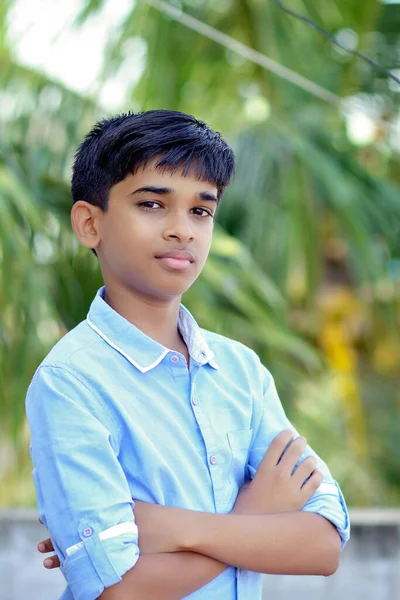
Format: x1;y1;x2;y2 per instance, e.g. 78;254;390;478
226;429;253;487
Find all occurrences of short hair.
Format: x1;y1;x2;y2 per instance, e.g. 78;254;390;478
71;109;235;210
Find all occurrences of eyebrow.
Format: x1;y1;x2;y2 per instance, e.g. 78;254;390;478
131;186;218;203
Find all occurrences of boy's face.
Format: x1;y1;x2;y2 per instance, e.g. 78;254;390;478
76;161;218;301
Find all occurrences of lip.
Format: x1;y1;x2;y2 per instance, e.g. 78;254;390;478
155;250;195;272
157;257;192;270
155;250;195;262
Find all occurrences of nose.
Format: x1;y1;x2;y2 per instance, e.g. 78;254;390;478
162;212;195;244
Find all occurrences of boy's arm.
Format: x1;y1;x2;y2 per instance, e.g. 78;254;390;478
97;511;338;599
100;434;339;595
99;502;339;600
247;362;350;549
100;509;340;599
27;366;142;600
180;511;340;576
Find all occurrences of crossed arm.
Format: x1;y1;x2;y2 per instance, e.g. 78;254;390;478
38;432;342;600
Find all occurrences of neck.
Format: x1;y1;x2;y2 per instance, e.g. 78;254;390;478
102;282;186;352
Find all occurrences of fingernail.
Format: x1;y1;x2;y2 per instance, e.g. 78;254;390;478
44;558;52;568
38;543;45;552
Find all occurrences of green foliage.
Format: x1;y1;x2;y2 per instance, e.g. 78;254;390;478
1;0;400;507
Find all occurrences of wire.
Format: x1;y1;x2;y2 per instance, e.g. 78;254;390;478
142;0;341;105
271;0;400;85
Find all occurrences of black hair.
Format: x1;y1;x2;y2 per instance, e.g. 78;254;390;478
71;109;235;211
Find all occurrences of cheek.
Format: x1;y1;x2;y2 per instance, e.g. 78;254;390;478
192;240;212;274
101;216;143;264
106;212;151;245
200;226;213;255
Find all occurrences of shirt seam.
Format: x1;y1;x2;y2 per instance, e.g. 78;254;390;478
59;333;104;364
37;364;123;443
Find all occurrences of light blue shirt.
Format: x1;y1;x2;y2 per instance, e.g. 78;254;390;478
26;286;350;600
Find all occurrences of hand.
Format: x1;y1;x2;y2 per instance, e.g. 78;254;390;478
232;429;322;515
37;501;187;570
37;518;60;569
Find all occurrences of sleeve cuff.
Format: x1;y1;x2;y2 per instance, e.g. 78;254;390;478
60;522;140;600
302;480;350;550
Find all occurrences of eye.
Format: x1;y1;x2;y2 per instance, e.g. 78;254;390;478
137;201;162;210
192;207;213;218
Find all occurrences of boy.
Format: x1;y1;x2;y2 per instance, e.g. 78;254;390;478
27;110;349;600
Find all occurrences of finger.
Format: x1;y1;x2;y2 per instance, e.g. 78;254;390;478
38;538;54;553
293;455;317;486
43;555;60;569
301;469;323;496
259;430;295;470
278;436;307;472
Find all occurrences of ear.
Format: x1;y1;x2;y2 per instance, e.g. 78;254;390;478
71;201;102;250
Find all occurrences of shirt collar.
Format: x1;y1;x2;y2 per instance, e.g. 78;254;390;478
86;287;219;373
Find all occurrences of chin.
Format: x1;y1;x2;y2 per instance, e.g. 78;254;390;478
138;278;193;300
159;283;193;298
156;272;198;294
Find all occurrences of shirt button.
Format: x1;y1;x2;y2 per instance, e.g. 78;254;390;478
192;397;198;406
82;527;93;538
170;355;180;364
209;455;217;465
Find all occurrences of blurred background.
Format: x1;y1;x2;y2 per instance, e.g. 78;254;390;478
0;0;399;598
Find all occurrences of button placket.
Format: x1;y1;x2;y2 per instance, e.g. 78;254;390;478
196;411;226;503
190;378;229;509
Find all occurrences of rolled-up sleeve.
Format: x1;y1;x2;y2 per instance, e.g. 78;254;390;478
246;363;350;549
26;365;140;600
